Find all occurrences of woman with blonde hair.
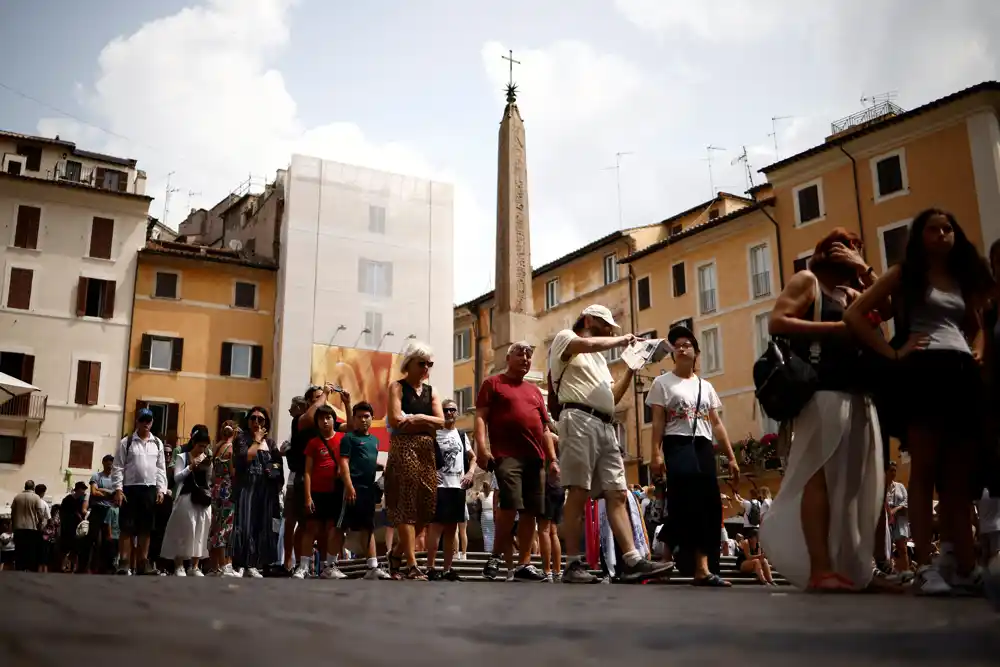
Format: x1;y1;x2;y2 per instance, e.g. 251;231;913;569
384;341;445;579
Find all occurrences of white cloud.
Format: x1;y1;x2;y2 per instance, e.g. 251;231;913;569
613;0;802;42
37;0;490;301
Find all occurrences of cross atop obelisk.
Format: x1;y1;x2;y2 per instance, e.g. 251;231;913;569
492;47;536;372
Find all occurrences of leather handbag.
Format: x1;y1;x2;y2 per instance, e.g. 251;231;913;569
753;278;822;422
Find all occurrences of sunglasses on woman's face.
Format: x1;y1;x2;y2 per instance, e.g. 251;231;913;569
418;360;434;369
249;415;265;423
443;407;457;414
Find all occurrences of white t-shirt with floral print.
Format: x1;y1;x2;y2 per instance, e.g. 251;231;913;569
645;372;721;440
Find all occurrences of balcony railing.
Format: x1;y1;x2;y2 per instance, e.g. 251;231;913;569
830;100;904;136
4;160;139;195
752;271;771;298
0;393;47;421
699;288;717;314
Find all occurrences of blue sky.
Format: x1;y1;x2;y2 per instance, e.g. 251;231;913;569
1;0;998;302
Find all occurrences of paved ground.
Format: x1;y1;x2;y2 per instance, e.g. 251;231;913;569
1;574;997;667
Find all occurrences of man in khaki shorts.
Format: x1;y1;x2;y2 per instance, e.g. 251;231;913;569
549;304;673;584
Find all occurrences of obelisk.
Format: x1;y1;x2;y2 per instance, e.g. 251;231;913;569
491;72;537;373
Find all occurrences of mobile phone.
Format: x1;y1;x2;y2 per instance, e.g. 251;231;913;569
333;385;343;393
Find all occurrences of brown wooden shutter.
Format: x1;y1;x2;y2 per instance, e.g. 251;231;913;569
7;268;33;310
166;403;180;444
101;280;116;318
14;206;40;249
95;167;106;188
76;277;88;316
89;217;114;259
68;441;94;469
250;345;263;379
21;355;34;384
220;342;233;376
87;361;101;405
75;360;90;404
11;437;27;465
171;338;184;371
139;334;152;369
118;171;128;192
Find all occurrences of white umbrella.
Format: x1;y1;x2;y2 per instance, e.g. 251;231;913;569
0;371;38;406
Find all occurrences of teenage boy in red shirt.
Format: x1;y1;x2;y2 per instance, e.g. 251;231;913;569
299;405;345;579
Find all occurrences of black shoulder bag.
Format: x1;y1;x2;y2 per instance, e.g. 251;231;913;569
753;278;822;422
663;379;703;477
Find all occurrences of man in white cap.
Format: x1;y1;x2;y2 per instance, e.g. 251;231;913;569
549;304;672;583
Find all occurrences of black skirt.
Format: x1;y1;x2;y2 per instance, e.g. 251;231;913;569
662;435;722;563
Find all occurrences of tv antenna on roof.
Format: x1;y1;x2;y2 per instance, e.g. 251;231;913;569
769;116;793;161
861;91;898;107
162;172;181;226
601;151;634;230
732;146;754;191
705;146;726;198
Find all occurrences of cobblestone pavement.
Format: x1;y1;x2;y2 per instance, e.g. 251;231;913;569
1;574;997;667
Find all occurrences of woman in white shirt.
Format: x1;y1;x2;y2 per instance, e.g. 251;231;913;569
648;325;740;587
161;425;213;575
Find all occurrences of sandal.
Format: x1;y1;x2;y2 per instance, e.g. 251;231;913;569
387;550;403;577
806;572;856;593
403;565;427;581
691;573;732;587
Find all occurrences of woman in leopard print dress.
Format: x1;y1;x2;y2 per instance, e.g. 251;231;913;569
385;341;444;580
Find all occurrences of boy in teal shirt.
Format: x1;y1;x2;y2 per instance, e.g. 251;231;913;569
335;402;388;579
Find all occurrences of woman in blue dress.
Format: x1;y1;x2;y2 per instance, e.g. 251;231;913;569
232;407;283;578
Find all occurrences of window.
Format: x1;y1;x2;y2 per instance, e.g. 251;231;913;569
63;160;82;182
137;401;179;444
708;209;720;220
672;262;686;296
454;329;471;361
454;387;473;413
139;334;183;372
641;392;652;424
754;312;770;357
220;342;263;379
76;277;115;318
604;347;621;362
637;276;651;311
545;278;560;310
0;435;27;464
15;144;42;171
89;217;114;259
669;224;682;236
793;254;812;274
698;263;717;314
881;223;910;270
603;253;618;285
234;281;257;309
96;168;127;193
68;440;94;469
0;352;34;383
154;272;178;299
794;181;823;225
701;327;721;374
872;151;907;200
13;205;41;249
74;360;102;406
369;205;386;234
614;422;627;452
640;329;660;341
358;259;393;297
749;244;771;298
364;311;383;347
217;406;250;435
7;267;33;310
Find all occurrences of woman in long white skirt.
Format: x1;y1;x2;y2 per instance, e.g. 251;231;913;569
760;229;889;592
162;426;213;576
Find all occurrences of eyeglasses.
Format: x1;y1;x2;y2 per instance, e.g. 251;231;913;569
418;360;434;369
673;342;695;350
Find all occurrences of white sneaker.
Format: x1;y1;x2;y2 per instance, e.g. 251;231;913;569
175;568;187;577
457;552;467;561
915;564;952;596
291;565;308;580
543;572;554;583
244;567;264;579
506;571;515;582
364;566;392;580
189;568;205;577
221;564;240;578
323;563;347;580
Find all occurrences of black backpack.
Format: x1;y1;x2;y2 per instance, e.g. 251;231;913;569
747;500;762;527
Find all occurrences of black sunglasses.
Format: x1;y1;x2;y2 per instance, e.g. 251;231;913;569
418;360;434;368
443;407;457;413
249;414;265;423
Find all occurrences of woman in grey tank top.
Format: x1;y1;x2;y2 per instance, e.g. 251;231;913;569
846;208;994;596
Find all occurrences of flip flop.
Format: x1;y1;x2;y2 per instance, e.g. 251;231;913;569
807;572;856;593
691;573;732;587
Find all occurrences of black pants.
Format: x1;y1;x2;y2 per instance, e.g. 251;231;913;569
79;505;110;572
663;435;722;577
13;529;41;572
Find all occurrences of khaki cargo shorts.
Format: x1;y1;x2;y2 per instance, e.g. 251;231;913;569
557;408;627;497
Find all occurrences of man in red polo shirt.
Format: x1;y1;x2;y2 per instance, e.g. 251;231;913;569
475;341;557;582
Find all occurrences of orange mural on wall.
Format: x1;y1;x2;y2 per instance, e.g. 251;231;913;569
310;344;401;453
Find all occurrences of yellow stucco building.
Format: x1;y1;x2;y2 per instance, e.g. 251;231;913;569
123;239;277;444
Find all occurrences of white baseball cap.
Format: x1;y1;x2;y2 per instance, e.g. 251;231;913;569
581;304;620;330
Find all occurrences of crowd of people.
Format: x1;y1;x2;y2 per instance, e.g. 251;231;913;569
2;207;999;603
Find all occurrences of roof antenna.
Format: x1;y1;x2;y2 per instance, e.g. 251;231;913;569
769;116;793;161
732;146;754;192
706;146;726;197
601;151;634;230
